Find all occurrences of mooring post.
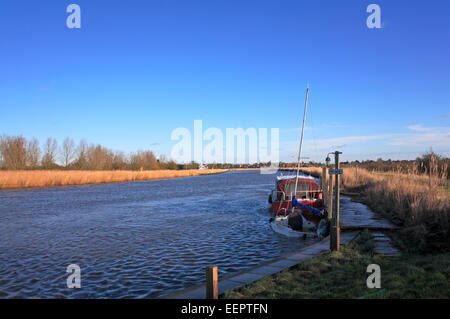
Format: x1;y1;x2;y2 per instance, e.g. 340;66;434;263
325;156;332;222
328;175;334;250
206;266;218;299
328;173;333;221
322;166;328;210
325;155;333;250
331;151;342;251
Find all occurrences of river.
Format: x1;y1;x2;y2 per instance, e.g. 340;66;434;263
0;170;317;298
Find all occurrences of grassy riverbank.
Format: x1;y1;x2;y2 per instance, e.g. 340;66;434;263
301;167;449;253
223;168;449;299
223;230;450;299
0;169;228;189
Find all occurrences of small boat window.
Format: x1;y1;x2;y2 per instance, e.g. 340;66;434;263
285;183;311;199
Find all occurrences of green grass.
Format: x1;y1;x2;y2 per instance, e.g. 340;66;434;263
223;230;450;299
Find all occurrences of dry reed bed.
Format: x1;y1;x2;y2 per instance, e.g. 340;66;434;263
0;169;228;189
301;167;450;251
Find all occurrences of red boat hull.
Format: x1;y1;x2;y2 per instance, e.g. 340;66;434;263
270;199;324;226
270;200;323;216
269;175;324;225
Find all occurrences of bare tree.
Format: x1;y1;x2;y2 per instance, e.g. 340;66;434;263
42;137;58;168
86;144;114;170
112;151;128;170
26;138;41;168
61;137;76;168
0;135;6;168
1;135;27;169
74;139;88;169
130;150;159;170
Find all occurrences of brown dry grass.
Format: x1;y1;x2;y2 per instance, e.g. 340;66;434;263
301;167;450;252
0;169;228;190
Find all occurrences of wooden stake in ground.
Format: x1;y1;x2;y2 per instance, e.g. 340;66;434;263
206;266;218;299
331;151;342;251
322;166;328;210
328;174;333;220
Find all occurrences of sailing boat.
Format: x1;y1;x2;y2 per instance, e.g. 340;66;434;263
269;87;329;239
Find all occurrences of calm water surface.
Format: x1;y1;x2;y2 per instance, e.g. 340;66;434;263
0;171;317;298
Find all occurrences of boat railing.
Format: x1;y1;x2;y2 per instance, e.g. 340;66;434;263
272;190;322;202
272;190;322;216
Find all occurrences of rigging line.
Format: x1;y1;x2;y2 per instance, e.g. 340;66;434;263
291;95;303;164
293;87;309;209
307;100;320;163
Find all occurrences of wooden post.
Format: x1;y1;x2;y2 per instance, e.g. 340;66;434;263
331;226;339;251
322;166;328;210
331;152;341;251
328;174;333;220
328;176;333;250
206;266;218;299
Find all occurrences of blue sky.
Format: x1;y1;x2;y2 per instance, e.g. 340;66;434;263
0;0;449;163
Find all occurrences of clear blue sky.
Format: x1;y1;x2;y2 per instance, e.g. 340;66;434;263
1;0;449;163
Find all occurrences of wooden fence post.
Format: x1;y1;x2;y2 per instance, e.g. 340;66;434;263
328;173;333;221
206;266;218;299
331;152;341;252
322;166;328;208
328;169;334;250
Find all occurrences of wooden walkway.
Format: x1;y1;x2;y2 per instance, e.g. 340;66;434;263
371;231;402;257
161;196;401;299
339;196;401;256
161;231;360;299
340;196;398;230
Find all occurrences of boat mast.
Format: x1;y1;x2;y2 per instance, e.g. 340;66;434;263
293;87;309;210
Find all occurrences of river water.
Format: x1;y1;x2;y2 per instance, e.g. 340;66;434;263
0;170;317;298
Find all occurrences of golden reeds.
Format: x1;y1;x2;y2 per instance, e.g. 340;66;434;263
301;166;449;251
0;169;227;190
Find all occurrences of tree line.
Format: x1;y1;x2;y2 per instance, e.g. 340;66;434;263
2;135;448;177
344;150;448;179
0;134;282;171
0;135;178;170
279;149;449;179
